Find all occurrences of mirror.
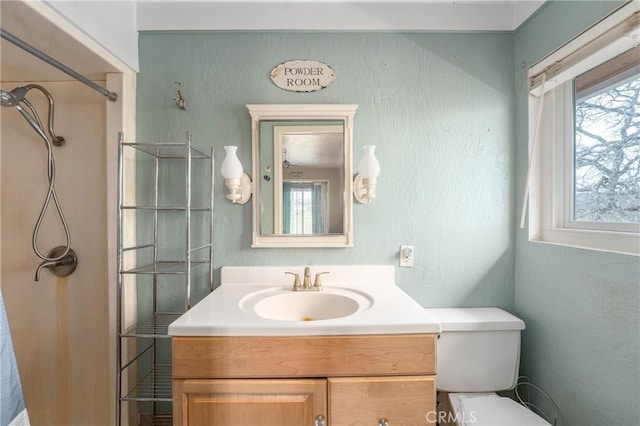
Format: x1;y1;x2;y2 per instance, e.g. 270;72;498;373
248;104;358;247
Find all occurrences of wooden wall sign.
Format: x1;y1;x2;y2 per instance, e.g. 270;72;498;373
270;60;336;92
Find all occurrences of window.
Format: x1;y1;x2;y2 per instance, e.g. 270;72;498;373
283;181;327;235
572;50;639;229
525;3;640;255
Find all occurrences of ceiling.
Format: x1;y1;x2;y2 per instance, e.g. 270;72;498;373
1;1;545;83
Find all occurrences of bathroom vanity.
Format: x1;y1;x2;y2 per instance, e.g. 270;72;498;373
172;333;436;425
169;266;440;425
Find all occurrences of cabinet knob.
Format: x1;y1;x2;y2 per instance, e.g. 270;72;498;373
315;415;325;426
379;418;390;426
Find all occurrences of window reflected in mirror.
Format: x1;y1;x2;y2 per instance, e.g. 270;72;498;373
283;181;328;234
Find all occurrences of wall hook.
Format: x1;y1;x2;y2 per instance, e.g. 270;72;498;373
174;81;187;110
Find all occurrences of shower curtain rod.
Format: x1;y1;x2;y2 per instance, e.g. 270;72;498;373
1;28;118;102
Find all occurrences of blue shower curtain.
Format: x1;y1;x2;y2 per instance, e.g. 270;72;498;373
1;290;29;426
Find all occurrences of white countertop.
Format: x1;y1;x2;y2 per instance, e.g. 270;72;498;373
168;265;441;337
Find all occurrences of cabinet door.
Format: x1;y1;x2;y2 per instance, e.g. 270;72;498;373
173;378;327;426
329;376;436;426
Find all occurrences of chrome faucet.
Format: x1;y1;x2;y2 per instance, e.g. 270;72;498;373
285;267;328;291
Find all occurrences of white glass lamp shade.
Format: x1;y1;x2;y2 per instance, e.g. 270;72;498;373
220;146;244;179
357;145;381;179
220;145;252;204
353;145;381;203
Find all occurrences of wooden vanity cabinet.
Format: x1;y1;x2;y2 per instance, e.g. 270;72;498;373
329;376;435;425
172;333;437;426
174;379;326;426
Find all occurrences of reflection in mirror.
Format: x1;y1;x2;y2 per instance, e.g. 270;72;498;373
282;181;328;234
272;124;344;235
248;104;357;248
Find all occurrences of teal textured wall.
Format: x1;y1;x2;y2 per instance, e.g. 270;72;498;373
137;31;516;308
137;3;640;424
514;2;640;425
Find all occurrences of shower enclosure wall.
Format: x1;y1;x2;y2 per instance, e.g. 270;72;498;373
0;2;136;424
1;80;112;424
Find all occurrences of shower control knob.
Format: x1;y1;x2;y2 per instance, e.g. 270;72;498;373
34;246;78;281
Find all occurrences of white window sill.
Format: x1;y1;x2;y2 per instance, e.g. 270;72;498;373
531;228;639;256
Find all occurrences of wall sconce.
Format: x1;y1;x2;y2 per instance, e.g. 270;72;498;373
220;145;252;204
353;145;381;203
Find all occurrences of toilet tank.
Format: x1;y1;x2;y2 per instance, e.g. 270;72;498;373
428;307;525;392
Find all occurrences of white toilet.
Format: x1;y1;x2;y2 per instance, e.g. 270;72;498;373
427;307;551;426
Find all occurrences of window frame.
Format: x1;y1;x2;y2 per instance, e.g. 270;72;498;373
526;2;640;256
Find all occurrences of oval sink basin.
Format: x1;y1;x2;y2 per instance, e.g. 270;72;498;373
240;288;373;322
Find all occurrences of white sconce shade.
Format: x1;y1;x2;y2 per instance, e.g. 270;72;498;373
357;145;381;179
354;145;380;203
220;146;244;179
221;145;252;204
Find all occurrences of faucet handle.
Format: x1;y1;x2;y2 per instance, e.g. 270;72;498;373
34;246;77;281
285;272;302;291
312;272;329;291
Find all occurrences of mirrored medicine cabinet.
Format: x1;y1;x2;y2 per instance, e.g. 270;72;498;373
248;104;358;248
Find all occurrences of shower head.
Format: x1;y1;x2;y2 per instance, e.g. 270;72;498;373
1;89;18;107
1;86;30;107
1;89;48;141
1;85;65;146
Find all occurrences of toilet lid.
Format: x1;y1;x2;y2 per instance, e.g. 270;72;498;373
460;395;551;426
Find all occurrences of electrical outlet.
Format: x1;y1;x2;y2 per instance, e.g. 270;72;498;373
400;245;414;267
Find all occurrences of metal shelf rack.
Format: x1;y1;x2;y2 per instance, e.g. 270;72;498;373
116;132;214;425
